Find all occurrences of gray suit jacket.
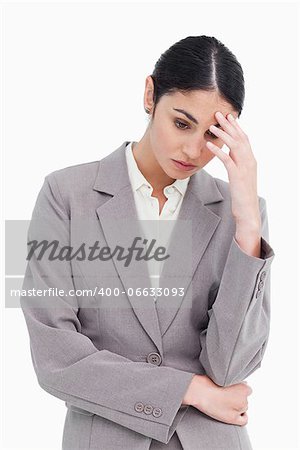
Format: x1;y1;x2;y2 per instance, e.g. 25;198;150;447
20;140;275;449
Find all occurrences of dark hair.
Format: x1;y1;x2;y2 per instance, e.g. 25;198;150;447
150;35;245;119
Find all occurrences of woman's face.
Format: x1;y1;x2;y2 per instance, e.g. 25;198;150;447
146;82;239;179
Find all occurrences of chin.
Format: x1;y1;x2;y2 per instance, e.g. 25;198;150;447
168;168;193;179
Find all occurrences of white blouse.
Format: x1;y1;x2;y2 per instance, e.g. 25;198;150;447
125;141;190;300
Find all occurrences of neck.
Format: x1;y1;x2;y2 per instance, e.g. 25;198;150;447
131;134;175;194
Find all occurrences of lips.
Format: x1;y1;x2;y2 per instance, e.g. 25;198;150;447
173;159;196;168
172;159;197;172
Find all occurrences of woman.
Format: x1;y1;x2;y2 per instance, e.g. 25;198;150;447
20;35;275;449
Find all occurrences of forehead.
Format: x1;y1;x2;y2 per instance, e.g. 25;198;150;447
162;89;237;119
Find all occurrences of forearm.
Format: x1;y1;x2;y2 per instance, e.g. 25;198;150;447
198;234;274;387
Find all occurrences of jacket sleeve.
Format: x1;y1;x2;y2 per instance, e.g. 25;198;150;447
20;173;195;445
199;197;275;387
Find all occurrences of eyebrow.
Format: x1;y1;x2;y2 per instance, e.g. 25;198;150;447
173;108;221;128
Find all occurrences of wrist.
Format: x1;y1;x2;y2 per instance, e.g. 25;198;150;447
182;375;197;406
182;374;207;407
235;214;261;233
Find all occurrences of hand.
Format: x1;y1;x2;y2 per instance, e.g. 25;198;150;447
206;112;260;230
182;374;252;426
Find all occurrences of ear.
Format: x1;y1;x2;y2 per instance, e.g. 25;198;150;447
143;75;155;113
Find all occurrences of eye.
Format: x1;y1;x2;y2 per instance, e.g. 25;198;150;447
174;119;190;130
174;119;219;138
206;130;218;139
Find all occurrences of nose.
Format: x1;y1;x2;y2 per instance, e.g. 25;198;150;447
182;138;206;161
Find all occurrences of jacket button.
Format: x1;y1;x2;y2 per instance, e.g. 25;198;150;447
134;402;144;413
256;290;263;299
152;407;162;417
260;271;267;281
143;404;153;415
147;352;162;366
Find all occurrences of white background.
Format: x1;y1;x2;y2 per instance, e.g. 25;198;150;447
1;1;299;449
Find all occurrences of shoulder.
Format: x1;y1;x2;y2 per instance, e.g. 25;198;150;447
41;159;101;216
45;159;100;191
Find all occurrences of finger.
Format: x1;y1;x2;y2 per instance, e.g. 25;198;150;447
240;402;249;414
241;381;253;395
235;403;248;413
206;141;235;169
237;412;248;426
215;111;240;139
209;124;236;149
227;114;246;137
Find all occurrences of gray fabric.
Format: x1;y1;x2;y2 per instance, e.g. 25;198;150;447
150;431;183;449
20;140;275;449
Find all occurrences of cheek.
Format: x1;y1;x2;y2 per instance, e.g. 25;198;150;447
153;120;174;141
153;141;173;164
151;122;178;153
202;147;217;163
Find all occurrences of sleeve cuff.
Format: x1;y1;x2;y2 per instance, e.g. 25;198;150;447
233;236;275;265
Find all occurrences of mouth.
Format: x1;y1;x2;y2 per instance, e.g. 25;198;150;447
172;159;197;171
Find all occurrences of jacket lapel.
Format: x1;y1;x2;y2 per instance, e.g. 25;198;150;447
92;141;224;353
155;178;223;336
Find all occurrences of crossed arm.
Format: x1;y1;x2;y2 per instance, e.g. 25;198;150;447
20;173;275;444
